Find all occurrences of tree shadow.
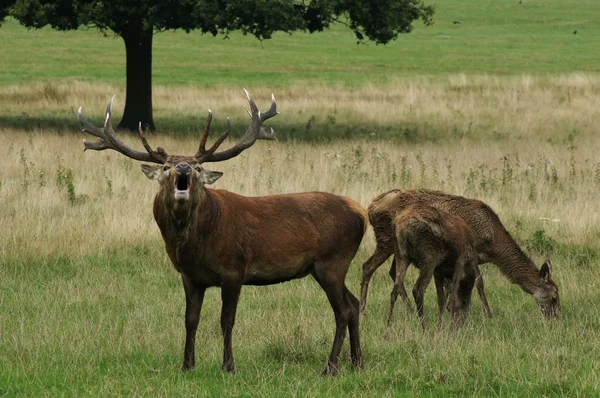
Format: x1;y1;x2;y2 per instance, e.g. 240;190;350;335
0;114;432;143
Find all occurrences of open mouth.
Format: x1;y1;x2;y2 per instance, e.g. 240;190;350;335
177;174;189;191
174;174;190;199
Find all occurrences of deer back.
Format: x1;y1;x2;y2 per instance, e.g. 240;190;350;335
393;204;476;269
370;189;499;258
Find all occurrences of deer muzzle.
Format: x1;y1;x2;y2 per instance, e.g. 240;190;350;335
174;164;192;200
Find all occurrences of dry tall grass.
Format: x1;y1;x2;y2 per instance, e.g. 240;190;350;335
1;111;598;260
2;76;599;259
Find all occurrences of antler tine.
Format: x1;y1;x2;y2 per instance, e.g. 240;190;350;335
78;107;105;139
244;88;260;115
260;93;278;121
195;118;231;163
197;90;278;163
206;117;231;153
195;110;213;158
104;94;116;128
244;90;278;122
258;127;277;141
138;123;169;160
79;95;168;164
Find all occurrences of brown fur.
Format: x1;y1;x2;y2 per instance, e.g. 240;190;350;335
361;189;561;320
386;204;477;334
149;156;366;376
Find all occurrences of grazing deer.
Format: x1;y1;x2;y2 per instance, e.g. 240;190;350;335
78;91;367;376
360;189;561;320
386;204;477;335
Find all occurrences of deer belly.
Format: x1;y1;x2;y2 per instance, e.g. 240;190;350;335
243;260;313;286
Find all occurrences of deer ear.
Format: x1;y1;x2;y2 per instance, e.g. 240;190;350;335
540;259;552;283
141;164;162;180
202;169;223;185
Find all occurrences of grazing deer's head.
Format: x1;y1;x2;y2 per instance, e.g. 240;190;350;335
533;259;560;319
78;90;277;215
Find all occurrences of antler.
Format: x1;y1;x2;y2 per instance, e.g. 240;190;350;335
195;89;278;164
78;96;168;164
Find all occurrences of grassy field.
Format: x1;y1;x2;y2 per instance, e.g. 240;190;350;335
2;85;600;395
1;0;600;89
2;0;600;395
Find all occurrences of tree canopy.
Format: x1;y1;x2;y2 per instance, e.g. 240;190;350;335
3;0;434;130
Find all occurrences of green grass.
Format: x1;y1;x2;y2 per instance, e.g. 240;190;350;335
2;244;599;396
1;0;599;88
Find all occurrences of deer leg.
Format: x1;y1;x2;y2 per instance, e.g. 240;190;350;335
433;272;446;330
388;256;396;280
313;268;350;376
360;247;392;313
181;275;206;371
385;254;411;339
474;265;493;318
412;266;435;331
448;262;464;329
343;286;363;371
220;278;242;373
395;257;413;313
452;261;476;329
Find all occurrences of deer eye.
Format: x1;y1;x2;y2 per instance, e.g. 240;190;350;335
163;165;171;171
194;166;202;172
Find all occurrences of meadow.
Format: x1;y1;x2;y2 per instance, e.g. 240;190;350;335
1;0;600;396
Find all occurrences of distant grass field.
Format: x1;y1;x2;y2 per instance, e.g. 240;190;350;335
1;0;600;89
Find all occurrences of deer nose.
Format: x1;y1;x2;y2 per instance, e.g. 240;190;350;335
175;163;191;174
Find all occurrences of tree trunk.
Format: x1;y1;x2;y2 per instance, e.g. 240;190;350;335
118;29;155;131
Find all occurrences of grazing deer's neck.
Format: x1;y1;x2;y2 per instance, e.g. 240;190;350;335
491;230;541;294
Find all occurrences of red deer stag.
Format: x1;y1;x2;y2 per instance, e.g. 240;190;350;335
360;189;560;320
386;204;477;335
78;91;366;376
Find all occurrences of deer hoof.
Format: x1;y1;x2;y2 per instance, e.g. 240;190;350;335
352;357;364;371
222;362;237;374
322;363;338;377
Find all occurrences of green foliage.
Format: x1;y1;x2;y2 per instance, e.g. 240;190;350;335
0;2;9;25
18;148;31;191
525;229;557;257
38;168;46;187
342;0;434;43
56;157;77;205
6;0;433;42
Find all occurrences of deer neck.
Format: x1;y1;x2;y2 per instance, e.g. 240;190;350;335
490;231;541;295
154;187;219;242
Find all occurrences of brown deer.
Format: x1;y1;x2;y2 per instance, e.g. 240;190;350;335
386;204;477;336
360;189;561;320
78;91;367;376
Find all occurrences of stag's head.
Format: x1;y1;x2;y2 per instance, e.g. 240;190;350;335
140;155;223;212
78;90;277;213
533;259;561;319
